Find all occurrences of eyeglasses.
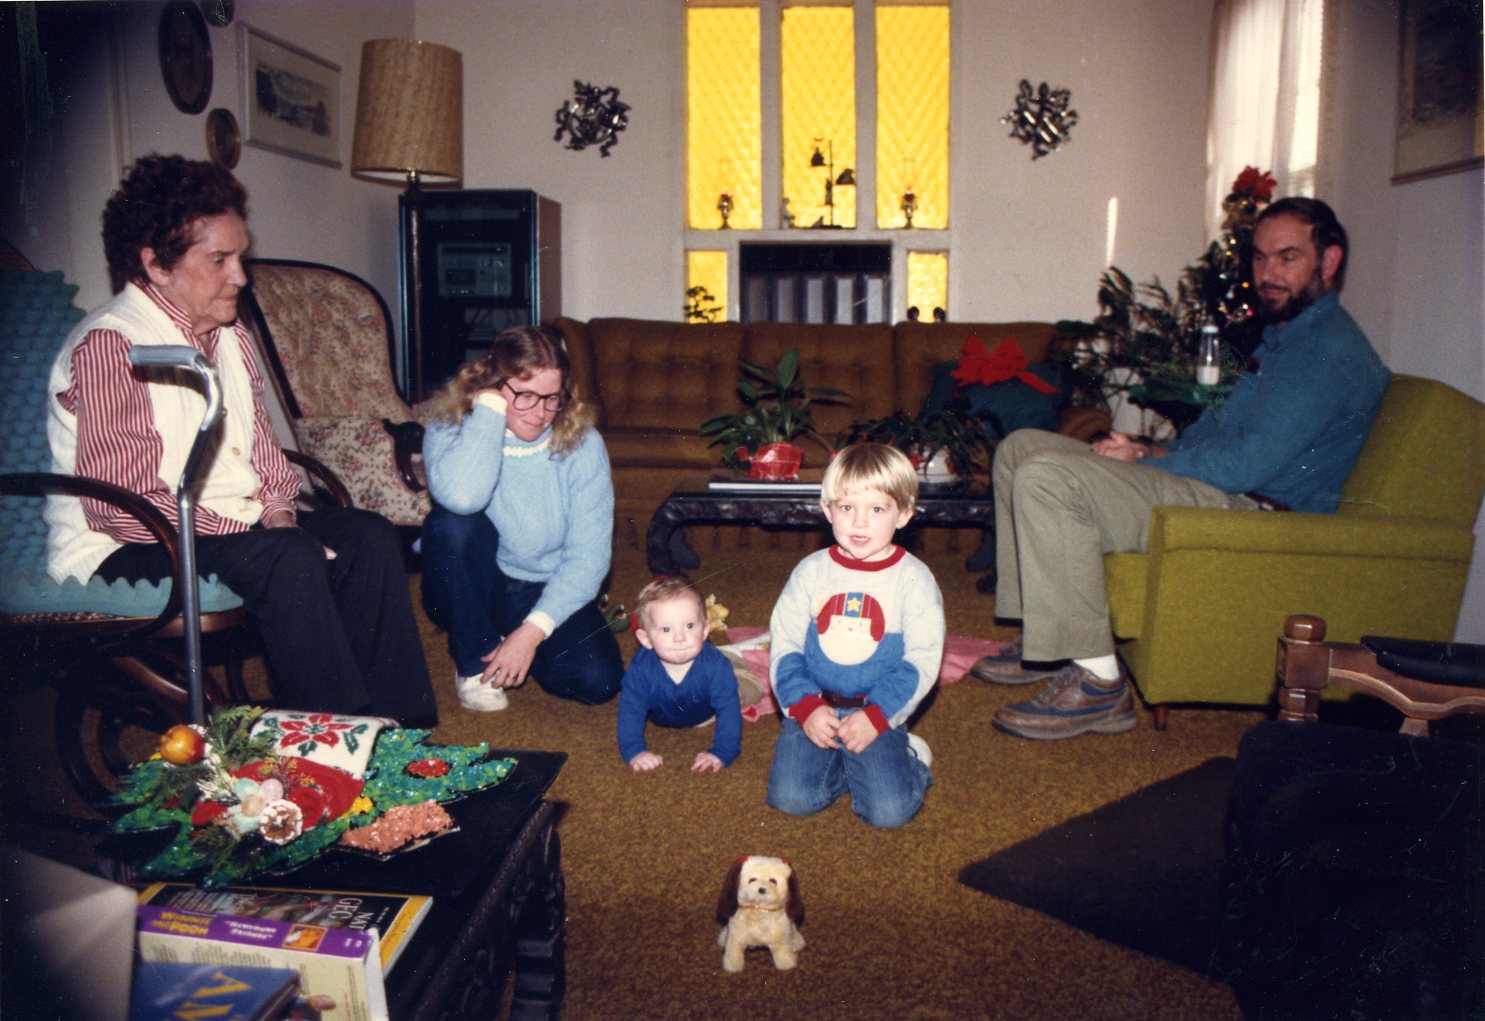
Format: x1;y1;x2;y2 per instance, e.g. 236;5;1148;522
503;382;571;412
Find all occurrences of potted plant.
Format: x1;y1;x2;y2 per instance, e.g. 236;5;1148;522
836;399;995;487
700;348;847;480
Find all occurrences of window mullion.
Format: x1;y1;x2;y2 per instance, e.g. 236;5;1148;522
760;1;783;228
855;0;877;229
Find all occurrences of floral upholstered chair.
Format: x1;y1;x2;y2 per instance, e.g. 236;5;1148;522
242;259;431;527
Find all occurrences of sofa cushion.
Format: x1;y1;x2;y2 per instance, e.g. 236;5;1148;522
586;317;745;432
742;322;896;439
893;321;1063;416
553;316;598;420
919;358;1067;437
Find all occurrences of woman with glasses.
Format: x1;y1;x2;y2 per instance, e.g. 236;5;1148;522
420;324;623;711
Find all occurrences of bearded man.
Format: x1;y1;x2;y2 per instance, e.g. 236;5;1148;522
974;197;1390;740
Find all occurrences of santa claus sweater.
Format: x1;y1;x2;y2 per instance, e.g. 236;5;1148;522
769;545;945;732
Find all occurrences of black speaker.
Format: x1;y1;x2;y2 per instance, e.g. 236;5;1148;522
398;189;561;400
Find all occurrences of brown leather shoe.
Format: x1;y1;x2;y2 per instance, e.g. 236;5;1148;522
970;636;1063;685
992;662;1137;740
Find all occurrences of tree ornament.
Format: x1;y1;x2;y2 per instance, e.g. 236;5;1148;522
159;724;207;766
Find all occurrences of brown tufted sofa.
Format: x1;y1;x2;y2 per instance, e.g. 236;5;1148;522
554;316;1110;553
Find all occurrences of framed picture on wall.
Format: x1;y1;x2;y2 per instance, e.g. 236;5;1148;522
1392;0;1483;184
240;24;341;167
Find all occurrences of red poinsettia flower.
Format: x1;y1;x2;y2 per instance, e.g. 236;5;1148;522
275;713;354;752
1231;166;1277;203
951;336;1058;394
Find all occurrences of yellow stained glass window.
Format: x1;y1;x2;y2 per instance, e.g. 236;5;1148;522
688;6;761;230
781;5;856;229
877;4;948;229
686;250;729;322
907;251;947;318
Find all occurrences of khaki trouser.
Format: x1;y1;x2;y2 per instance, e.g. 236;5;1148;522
992;429;1253;662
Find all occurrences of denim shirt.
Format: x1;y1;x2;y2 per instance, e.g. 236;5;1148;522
1154;292;1389;513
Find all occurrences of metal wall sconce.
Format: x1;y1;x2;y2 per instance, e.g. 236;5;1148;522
809;139;854;228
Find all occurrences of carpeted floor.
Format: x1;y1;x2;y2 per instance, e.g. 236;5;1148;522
2;533;1264;1020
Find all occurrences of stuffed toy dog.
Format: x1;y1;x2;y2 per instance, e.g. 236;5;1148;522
716;855;805;972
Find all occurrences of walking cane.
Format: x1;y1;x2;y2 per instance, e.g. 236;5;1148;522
128;344;224;727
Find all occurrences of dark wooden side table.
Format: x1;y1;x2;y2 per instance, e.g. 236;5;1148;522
646;476;996;577
274;749;568;1021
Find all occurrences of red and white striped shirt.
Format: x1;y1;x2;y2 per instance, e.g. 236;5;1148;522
56;284;300;543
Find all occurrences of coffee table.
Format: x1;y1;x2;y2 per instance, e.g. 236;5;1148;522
231;749;567;1021
646;476;996;577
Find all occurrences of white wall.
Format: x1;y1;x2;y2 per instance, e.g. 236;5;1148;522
411;0;1214;324
1;0;414;309
1324;0;1485;641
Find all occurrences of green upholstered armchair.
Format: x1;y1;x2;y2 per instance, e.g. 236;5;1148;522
1104;374;1485;728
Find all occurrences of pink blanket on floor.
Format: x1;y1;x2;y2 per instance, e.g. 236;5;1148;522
724;626;1005;722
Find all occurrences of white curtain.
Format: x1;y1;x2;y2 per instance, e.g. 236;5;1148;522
1206;0;1331;238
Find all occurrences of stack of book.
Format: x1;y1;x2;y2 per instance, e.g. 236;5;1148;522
129;962;300;1021
133;883;433;1021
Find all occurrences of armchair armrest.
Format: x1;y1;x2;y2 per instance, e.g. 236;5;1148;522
0;471;185;637
283;448;354;509
1147;506;1475;562
1276;614;1485;736
380;418;426;493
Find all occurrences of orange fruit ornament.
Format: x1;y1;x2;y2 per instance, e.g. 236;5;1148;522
159;724;206;765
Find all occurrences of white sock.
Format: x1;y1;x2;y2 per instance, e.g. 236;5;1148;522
1074;655;1122;682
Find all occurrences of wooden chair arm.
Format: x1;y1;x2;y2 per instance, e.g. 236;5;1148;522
283;448;354;509
380;418;427;493
1276;613;1485;736
0;471;185;637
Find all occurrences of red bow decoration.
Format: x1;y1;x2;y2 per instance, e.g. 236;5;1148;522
951;336;1058;394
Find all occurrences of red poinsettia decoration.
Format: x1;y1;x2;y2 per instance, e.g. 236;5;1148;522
1231;166;1277;203
275;713;357;754
951;336;1058;394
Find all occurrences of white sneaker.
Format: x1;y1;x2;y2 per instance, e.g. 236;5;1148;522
456;673;509;712
906;732;932;768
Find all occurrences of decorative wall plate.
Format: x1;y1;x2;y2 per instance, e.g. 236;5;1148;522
206;107;240;168
201;0;235;28
159;1;213;114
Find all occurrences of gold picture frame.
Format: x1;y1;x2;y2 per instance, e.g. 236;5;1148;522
240;23;341;168
1392;0;1483;184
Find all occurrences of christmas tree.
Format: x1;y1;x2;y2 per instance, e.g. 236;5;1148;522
1057;166;1276;416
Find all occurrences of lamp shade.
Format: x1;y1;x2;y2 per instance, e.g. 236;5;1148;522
351;39;463;184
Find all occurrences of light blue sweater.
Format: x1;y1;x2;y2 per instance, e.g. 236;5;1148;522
423;403;614;632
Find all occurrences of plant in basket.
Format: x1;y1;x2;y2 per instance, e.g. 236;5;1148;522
836;399;994;485
700;348;847;480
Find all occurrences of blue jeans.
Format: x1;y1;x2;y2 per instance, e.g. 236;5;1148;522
766;712;932;829
420;504;622;705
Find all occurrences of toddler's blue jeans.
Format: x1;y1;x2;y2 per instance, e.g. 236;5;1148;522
766;711;931;828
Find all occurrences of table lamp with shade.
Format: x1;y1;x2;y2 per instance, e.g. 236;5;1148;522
351;38;463;402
